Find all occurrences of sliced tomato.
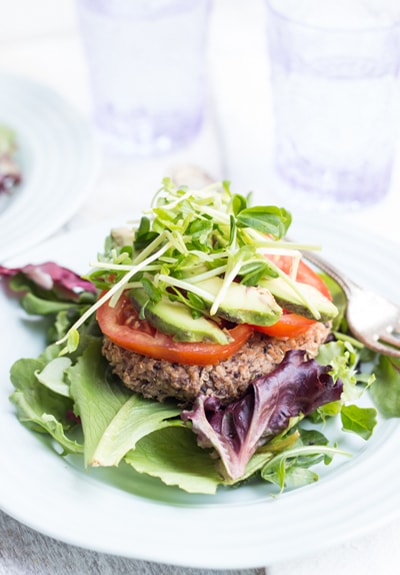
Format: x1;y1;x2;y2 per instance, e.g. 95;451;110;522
265;255;332;301
252;313;317;338
96;292;252;366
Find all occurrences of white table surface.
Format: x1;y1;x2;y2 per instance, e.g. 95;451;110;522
1;1;400;573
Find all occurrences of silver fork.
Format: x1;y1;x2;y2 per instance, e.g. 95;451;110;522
301;249;400;358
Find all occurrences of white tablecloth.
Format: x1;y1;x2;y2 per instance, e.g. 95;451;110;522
1;1;400;573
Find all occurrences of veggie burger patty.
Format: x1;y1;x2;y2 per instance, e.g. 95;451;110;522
102;322;331;405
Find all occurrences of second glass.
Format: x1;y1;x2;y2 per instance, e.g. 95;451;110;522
265;0;400;209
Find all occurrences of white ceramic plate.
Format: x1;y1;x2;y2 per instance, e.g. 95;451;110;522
0;73;100;262
1;215;400;570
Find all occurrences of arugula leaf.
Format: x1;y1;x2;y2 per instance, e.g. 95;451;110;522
260;426;349;492
260;445;349;491
340;404;377;440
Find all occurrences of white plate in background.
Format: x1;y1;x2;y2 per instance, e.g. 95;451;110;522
0;73;100;261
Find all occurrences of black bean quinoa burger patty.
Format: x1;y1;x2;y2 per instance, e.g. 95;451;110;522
101;322;331;405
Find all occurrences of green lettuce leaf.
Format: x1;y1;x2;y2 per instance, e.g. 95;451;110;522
125;427;223;494
88;394;181;467
369;355;400;418
9;356;82;454
68;339;181;467
35;356;72;398
68;340;132;466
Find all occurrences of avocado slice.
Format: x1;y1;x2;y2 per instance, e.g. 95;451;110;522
128;288;232;344
259;277;338;322
195;277;282;326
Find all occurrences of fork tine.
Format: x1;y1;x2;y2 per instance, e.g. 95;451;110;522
372;343;400;358
371;335;400;358
379;332;400;351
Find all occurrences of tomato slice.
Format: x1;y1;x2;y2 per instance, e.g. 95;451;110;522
96;292;252;366
266;255;333;301
252;313;317;338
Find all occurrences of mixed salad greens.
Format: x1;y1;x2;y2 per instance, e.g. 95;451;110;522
2;179;400;495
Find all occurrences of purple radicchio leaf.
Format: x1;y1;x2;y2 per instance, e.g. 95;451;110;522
181;349;343;481
0;261;97;301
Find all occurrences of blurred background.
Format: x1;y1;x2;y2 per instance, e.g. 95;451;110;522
2;0;399;229
0;0;275;221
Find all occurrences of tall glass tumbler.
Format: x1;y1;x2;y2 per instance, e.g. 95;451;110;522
265;0;400;209
77;0;211;155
